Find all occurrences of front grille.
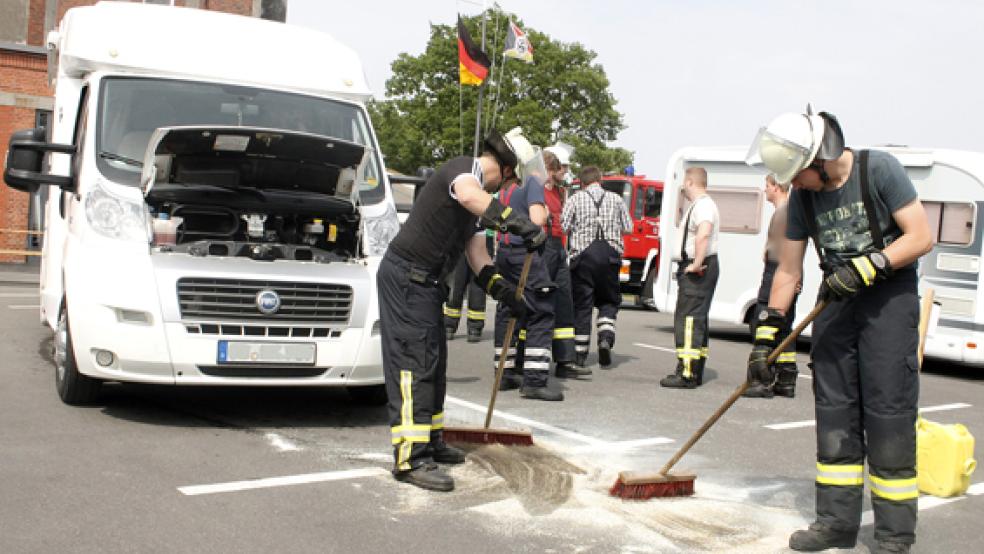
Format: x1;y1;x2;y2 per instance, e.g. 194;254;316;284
177;278;353;323
197;365;329;378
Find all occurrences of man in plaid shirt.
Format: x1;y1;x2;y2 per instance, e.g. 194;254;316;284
561;166;632;368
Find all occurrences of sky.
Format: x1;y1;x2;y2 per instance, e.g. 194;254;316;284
288;0;984;181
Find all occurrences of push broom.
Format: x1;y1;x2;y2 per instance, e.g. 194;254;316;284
610;298;831;500
443;251;535;446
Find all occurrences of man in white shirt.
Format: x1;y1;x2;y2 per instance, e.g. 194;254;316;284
661;166;720;389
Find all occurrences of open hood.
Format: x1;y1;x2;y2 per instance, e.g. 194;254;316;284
141;126;366;203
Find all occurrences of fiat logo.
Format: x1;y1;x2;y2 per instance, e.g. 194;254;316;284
256;289;281;315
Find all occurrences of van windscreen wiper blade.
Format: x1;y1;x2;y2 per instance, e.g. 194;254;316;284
98;150;143;167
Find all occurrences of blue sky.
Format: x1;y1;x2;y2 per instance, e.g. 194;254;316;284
289;0;984;180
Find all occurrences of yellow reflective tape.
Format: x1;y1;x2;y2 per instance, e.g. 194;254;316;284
553;327;575;339
700;347;709;358
444;307;461;317
466;310;485;320
486;273;503;293
755;326;778;342
432;412;444;430
817;475;865;486
817;463;864;473
869;474;919;501
777;352;797;363
851;256;876;286
816;462;864;486
518;329;527;341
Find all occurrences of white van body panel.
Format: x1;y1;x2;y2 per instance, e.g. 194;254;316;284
653;146;984;368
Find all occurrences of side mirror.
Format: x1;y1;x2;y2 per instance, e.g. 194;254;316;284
4;127;75;193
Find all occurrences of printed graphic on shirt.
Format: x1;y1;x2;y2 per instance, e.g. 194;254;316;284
815;201;874;255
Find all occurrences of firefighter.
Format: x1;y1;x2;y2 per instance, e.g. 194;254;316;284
660;167;720;389
443;232;492;342
541;145;588;379
743;173;800;398
561;166;632;369
379;128;546;492
493;130;562;401
747;107;932;553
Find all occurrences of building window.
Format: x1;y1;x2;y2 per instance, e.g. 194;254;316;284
675;187;762;234
923;201;975;246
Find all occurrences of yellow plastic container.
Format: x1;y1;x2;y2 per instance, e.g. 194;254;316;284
916;417;977;497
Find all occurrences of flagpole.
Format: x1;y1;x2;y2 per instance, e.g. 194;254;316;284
483;7;502;136
471;4;488;157
489;52;507;133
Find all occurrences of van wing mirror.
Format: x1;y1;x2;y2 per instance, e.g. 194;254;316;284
3;127;75;193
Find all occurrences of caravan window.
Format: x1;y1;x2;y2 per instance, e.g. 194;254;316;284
923;201;975;246
675;187;763;234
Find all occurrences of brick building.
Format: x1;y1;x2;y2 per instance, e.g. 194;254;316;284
0;0;287;263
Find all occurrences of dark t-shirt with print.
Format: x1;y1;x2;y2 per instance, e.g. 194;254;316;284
786;149;918;268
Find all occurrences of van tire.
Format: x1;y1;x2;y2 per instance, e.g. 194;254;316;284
348;384;387;405
640;266;658;310
54;308;102;405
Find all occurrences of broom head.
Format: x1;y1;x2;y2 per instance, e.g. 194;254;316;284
442;425;534;446
609;470;696;500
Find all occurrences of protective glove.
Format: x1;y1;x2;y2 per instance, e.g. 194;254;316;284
819;251;892;301
476;265;527;321
479;200;547;253
746;308;786;385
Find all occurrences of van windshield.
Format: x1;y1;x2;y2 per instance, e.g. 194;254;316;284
95;76;385;205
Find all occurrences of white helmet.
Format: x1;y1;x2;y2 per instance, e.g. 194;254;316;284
746;112;824;185
544;143;572;166
504;127;546;184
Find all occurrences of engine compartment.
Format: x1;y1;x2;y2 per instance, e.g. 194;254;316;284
147;187;360;263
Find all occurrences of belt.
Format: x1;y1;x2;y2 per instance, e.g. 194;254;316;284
384;250;442;285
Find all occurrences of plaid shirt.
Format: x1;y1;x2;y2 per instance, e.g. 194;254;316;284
560;183;632;259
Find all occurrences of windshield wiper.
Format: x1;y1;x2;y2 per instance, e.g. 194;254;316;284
98;150;143;167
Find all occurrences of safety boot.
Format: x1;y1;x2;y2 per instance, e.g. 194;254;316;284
598;339;613;369
693;358;706;385
788;522;857;551
742;381;774;398
498;373;522;391
555;361;592;379
445;327;456;341
874;540;911;554
773;364;798;398
466;328;482;343
393;462;454;492
520;386;564;401
429;442;466;464
574;352;588;368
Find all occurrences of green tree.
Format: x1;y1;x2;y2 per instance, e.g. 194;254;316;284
369;10;632;175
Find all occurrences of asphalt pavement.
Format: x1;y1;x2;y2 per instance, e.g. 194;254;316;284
0;278;981;553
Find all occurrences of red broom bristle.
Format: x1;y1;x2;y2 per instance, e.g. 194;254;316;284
609;476;695;500
442;429;534;446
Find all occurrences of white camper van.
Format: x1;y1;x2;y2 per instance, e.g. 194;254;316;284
653;146;984;368
3;3;402;404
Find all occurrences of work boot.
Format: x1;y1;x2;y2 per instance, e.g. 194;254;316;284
498;373;522;391
575;352;588;368
393;462;454;492
774;364;798;398
694;359;706;385
874;540;911;554
598;340;613;369
788;522;857;552
659;373;698;389
429;442;466;464
445;327;455;341
742;381;774;398
520;386;564;401
467;328;482;343
556;361;592;379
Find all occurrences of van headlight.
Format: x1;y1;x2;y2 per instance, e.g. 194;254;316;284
85;181;149;241
362;201;400;256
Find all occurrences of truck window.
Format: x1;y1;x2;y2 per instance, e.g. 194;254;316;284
645;188;662;218
923;201;975;246
601;179;631;214
95;76;386;204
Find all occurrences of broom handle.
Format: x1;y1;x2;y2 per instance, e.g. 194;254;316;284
484;252;534;429
917;288;935;370
657;298;831;475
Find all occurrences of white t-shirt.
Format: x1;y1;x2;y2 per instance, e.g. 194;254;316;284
674;194;719;260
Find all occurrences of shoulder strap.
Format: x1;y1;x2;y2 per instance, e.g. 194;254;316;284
680;199;696;260
499;183;518;244
592;190;607;240
858;150;885;250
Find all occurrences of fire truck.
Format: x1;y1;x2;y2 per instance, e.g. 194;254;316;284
598;174;664;307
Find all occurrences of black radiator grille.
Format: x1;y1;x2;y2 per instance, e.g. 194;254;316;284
177;278;353;323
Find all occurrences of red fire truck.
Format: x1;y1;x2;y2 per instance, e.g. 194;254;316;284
599;174;663;307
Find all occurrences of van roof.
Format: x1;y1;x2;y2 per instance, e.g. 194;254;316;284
55;2;371;102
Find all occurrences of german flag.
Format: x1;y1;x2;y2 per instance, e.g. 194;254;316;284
458;16;490;86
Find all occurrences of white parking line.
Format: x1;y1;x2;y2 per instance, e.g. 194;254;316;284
444;395;673;449
633;342;676;354
7;305;40;310
178;467;389;496
861;482;983;526
764;403;973;431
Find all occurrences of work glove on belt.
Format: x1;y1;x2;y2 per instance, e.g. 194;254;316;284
819;250;892;301
476;265;527;321
746;308;786;385
480;199;547;253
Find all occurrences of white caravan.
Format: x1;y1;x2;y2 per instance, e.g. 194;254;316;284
3;2;403;403
652;146;984;368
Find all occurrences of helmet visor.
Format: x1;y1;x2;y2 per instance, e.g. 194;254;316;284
754;129;813;185
517;146;548;187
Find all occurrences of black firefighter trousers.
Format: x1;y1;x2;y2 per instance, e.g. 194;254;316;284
571;239;622;358
810;267;919;545
494;245;555;388
672;255;719;380
444;236;492;335
543;237;576;365
378;251;448;472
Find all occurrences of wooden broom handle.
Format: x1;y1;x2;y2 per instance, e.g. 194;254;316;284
484;252;534;429
917;288;935;370
657;299;831;475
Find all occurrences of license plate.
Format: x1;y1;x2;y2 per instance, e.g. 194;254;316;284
217;341;316;365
